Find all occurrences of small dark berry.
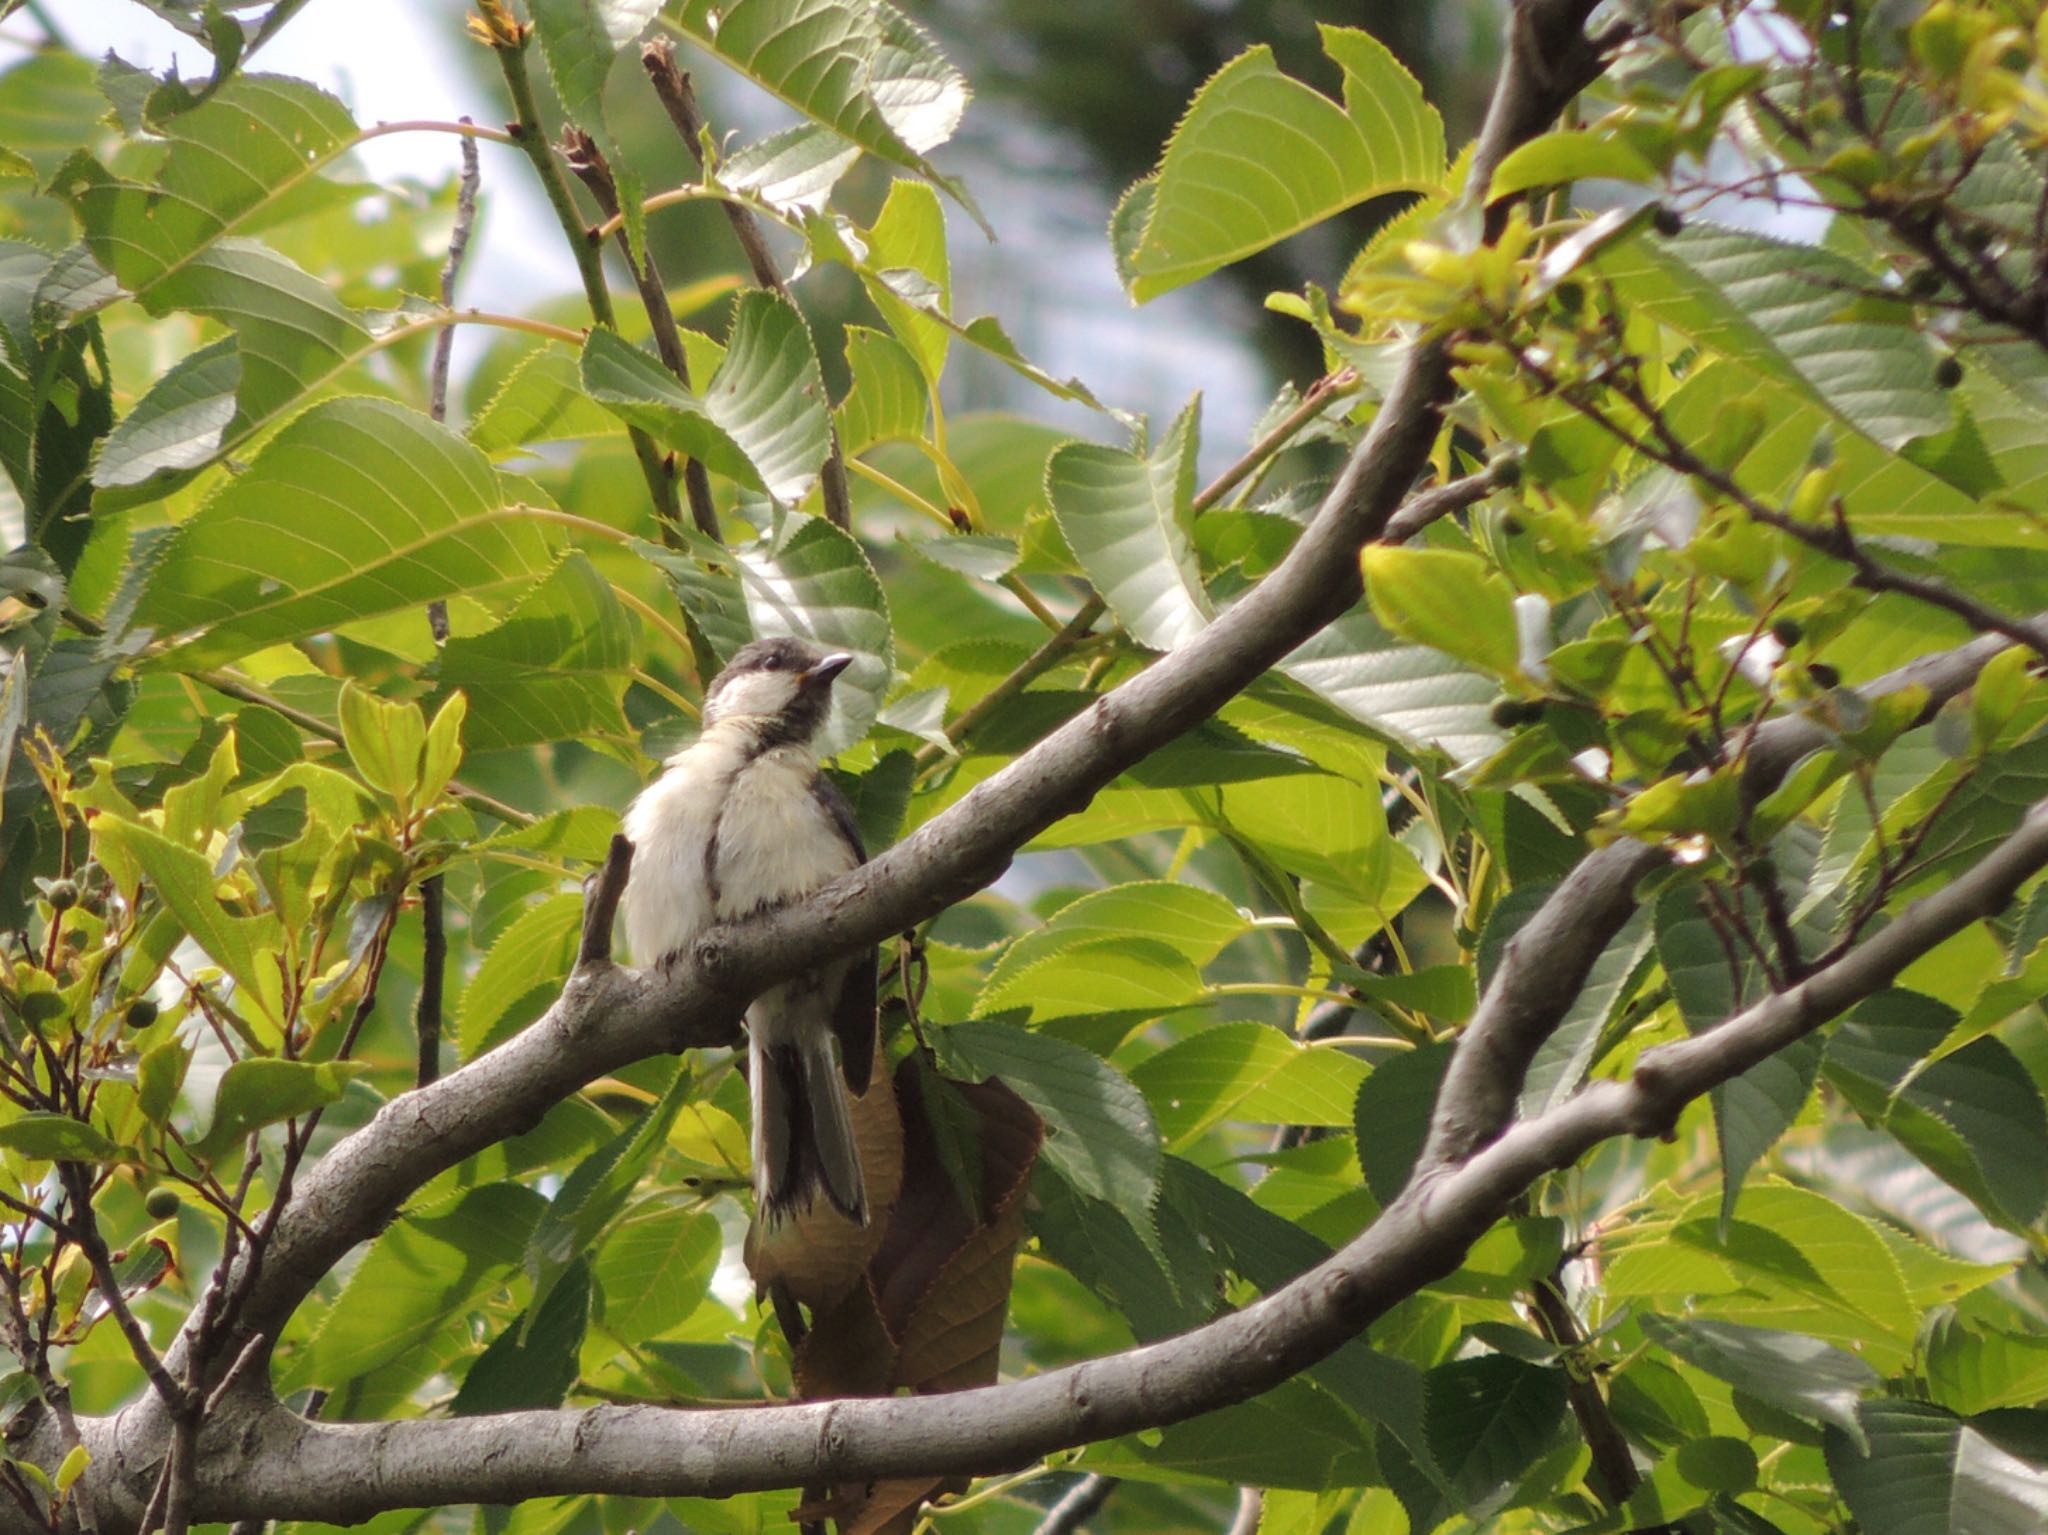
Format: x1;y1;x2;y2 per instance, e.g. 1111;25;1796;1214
1490;451;1525;490
123;998;159;1030
45;880;77;913
1554;281;1585;314
1934;355;1963;389
1771;617;1804;647
1959;223;1994;253
1651;205;1685;237
143;1188;181;1221
1905;268;1943;298
1808;662;1842;689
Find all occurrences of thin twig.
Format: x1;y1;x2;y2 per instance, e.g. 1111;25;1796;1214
641;40;855;531
1031;1473;1119;1535
192;671;533;826
57;1166;188;1417
415;874;447;1088
562;127;723;543
488;29;687;540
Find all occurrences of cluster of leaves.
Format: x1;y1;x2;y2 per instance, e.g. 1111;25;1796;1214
1;0;2047;1532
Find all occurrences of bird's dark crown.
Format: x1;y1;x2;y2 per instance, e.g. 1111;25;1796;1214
716;636;826;681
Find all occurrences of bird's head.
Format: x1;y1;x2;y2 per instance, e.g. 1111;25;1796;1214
700;636;853;746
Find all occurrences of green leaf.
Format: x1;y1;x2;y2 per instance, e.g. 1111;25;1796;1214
1423;1356;1569;1518
722;122;862;215
1927;1314;2048;1416
337;682;425;805
450;1256;590;1416
0;1113;118;1164
1521;907;1653;1115
1133;1022;1367;1146
457;893;582;1060
592;1202;721;1344
1826;990;2048;1231
87;241;395;509
417;691;466;807
1599;221;1951;449
92;816;279;1027
90;336;241;495
974;934;1203;1025
943;1020;1160;1216
57;75;360;313
581;291;830;504
1115;25;1444;301
137;398;559;671
1352;1041;1451;1204
193;1057;368;1162
1360;546;1522;680
1638;1314;1878;1451
1488;129;1658;199
469;347;624;457
1048;399;1207;651
668;0;974;216
1279;608;1503;766
1827;1399;2048;1535
640;515;892;755
436;554;632;750
0;52;106;184
284;1182;544;1392
837;324;928;455
980;882;1249;999
524;1068;693;1331
136;1040;191;1125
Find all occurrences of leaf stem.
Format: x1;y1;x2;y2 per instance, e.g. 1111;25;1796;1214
359;118;519;147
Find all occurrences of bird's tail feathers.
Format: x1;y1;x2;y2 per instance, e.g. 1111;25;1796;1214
752;1035;868;1228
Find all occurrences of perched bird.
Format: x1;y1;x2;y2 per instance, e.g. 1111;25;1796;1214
621;636;876;1226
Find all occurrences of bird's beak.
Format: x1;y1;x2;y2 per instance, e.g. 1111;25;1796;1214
798;652;855;690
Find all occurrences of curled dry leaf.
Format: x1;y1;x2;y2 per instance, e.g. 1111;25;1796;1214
792;1056;1044;1535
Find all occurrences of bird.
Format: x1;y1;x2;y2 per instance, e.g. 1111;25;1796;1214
620;635;876;1228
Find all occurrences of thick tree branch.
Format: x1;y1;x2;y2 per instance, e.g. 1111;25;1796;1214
1420;616;2044;1169
71;784;2048;1527
41;5;1625;1524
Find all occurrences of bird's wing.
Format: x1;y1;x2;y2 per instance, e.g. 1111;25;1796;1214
808;769;868;864
810;771;877;1093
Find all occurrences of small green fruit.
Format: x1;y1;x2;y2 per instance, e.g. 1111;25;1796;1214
1770;617;1804;647
123;998;160;1030
45;880;78;913
1934;355;1964;389
143;1188;181;1221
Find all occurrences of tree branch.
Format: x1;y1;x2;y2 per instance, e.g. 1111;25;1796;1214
488;29;687;543
40;5;1629;1524
640;40;854;532
116;788;2048;1529
562;127;723;543
1031;1473;1118;1535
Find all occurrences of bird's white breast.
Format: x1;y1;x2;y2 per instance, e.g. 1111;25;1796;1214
619;731;854;964
709;745;857;923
